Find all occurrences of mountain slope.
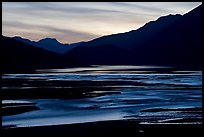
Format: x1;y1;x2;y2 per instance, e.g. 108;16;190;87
76;14;182;50
13;37;79;54
66;44;131;65
36;38;71;54
65;4;202;69
130;4;202;69
2;36;79;73
13;36;36;46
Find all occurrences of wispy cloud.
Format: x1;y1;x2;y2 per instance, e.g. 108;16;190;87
2;2;202;43
2;21;99;43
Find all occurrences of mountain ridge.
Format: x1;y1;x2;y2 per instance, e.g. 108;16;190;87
12;36;79;54
2;35;80;73
75;13;182;50
65;4;202;69
3;4;202;72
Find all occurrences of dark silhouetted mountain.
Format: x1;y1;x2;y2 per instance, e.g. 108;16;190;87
76;14;182;50
13;36;36;46
66;44;131;65
13;37;79;54
36;38;71;54
2;36;79;73
65;4;202;69
130;4;202;69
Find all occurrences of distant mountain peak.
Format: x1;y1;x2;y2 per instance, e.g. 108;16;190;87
12;36;36;46
151;14;182;24
11;36;82;54
65;5;202;68
13;36;32;41
137;13;182;33
41;37;57;41
38;37;61;44
13;36;22;39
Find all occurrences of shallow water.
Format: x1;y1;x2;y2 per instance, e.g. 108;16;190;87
2;66;202;127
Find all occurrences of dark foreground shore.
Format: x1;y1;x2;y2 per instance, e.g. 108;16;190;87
2;120;203;137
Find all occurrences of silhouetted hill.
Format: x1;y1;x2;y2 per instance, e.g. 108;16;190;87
3;5;202;71
13;36;36;46
66;44;131;65
36;38;71;54
13;37;79;54
130;4;202;69
65;4;202;69
2;36;79;73
75;14;182;50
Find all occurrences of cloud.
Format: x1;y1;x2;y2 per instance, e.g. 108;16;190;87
2;21;99;43
2;2;202;43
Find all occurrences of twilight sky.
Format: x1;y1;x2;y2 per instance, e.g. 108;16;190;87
2;2;202;44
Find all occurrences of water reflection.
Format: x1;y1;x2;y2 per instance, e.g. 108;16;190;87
36;65;171;74
2;66;202;127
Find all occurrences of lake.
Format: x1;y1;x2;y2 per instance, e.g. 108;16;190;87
2;65;202;127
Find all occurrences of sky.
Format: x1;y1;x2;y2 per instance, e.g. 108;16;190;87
2;2;202;44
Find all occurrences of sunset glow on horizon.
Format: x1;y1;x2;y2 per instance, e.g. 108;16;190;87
2;2;202;44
